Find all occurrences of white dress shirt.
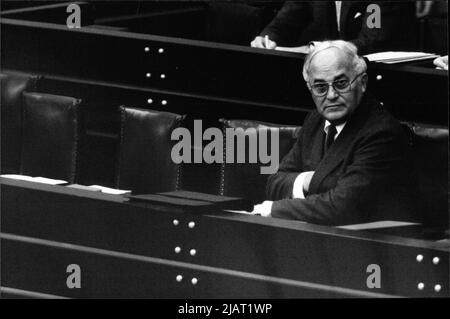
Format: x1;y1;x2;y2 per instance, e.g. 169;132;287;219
292;121;346;199
335;1;342;32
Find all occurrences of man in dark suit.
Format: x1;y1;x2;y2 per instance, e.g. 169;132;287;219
254;40;417;225
251;1;416;54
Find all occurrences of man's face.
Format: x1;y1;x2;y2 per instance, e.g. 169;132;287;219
308;48;367;124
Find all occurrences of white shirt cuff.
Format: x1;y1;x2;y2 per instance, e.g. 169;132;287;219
292;172;309;199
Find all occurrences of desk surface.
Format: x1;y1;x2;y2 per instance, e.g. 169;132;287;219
1;178;448;298
1;17;448;126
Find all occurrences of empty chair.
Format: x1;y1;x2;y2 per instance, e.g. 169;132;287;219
219;119;301;204
1;71;40;173
116;106;185;194
403;123;449;230
20;92;82;183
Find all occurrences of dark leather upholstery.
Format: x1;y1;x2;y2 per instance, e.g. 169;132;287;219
20;92;82;183
116;106;185;194
403;123;449;227
220;119;301;204
1;71;40;173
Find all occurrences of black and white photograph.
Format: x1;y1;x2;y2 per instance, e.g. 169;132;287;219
0;0;448;303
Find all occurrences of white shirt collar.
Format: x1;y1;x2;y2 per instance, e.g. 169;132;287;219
324;120;346;140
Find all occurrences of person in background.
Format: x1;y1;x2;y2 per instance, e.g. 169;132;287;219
253;40;418;225
416;1;447;55
251;1;416;55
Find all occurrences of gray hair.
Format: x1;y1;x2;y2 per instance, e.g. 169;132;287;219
302;40;367;82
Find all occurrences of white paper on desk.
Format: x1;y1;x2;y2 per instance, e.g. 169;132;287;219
33;177;68;185
364;51;439;63
275;46;309;54
89;185;131;195
338;220;419;230
224;209;260;215
0;175;67;185
1;174;35;181
381;55;441;64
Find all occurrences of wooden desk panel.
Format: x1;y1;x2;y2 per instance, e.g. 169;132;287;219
1;178;448;298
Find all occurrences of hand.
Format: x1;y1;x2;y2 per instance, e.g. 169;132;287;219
252;200;273;217
302;171;315;194
251;36;277;49
433;56;448;70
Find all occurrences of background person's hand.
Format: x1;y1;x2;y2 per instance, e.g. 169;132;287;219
251;36;277;49
252;200;273;217
433;55;448;70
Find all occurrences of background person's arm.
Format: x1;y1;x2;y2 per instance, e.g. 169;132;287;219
351;2;416;54
256;1;309;47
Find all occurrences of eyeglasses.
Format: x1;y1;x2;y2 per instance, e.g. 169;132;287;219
309;72;365;97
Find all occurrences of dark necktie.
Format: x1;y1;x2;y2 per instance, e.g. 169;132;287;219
324;125;337;154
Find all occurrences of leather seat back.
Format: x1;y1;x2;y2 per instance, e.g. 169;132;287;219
403;123;449;227
1;71;40;173
21;92;82;183
116;106;185;194
220;119;301;204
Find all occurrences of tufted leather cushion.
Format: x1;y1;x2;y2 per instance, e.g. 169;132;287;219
20;92;82;183
116;106;185;194
402;123;449;228
1;71;40;173
220;119;301;204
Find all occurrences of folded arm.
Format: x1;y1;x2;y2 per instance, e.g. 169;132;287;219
267;128;405;225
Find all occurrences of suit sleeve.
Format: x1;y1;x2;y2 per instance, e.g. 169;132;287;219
266;127;305;200
351;2;413;54
270;126;406;225
260;1;309;45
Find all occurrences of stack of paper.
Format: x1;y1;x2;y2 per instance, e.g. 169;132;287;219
89;185;131;195
0;174;67;185
364;51;439;64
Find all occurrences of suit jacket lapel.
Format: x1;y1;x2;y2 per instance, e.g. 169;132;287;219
308;98;372;194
